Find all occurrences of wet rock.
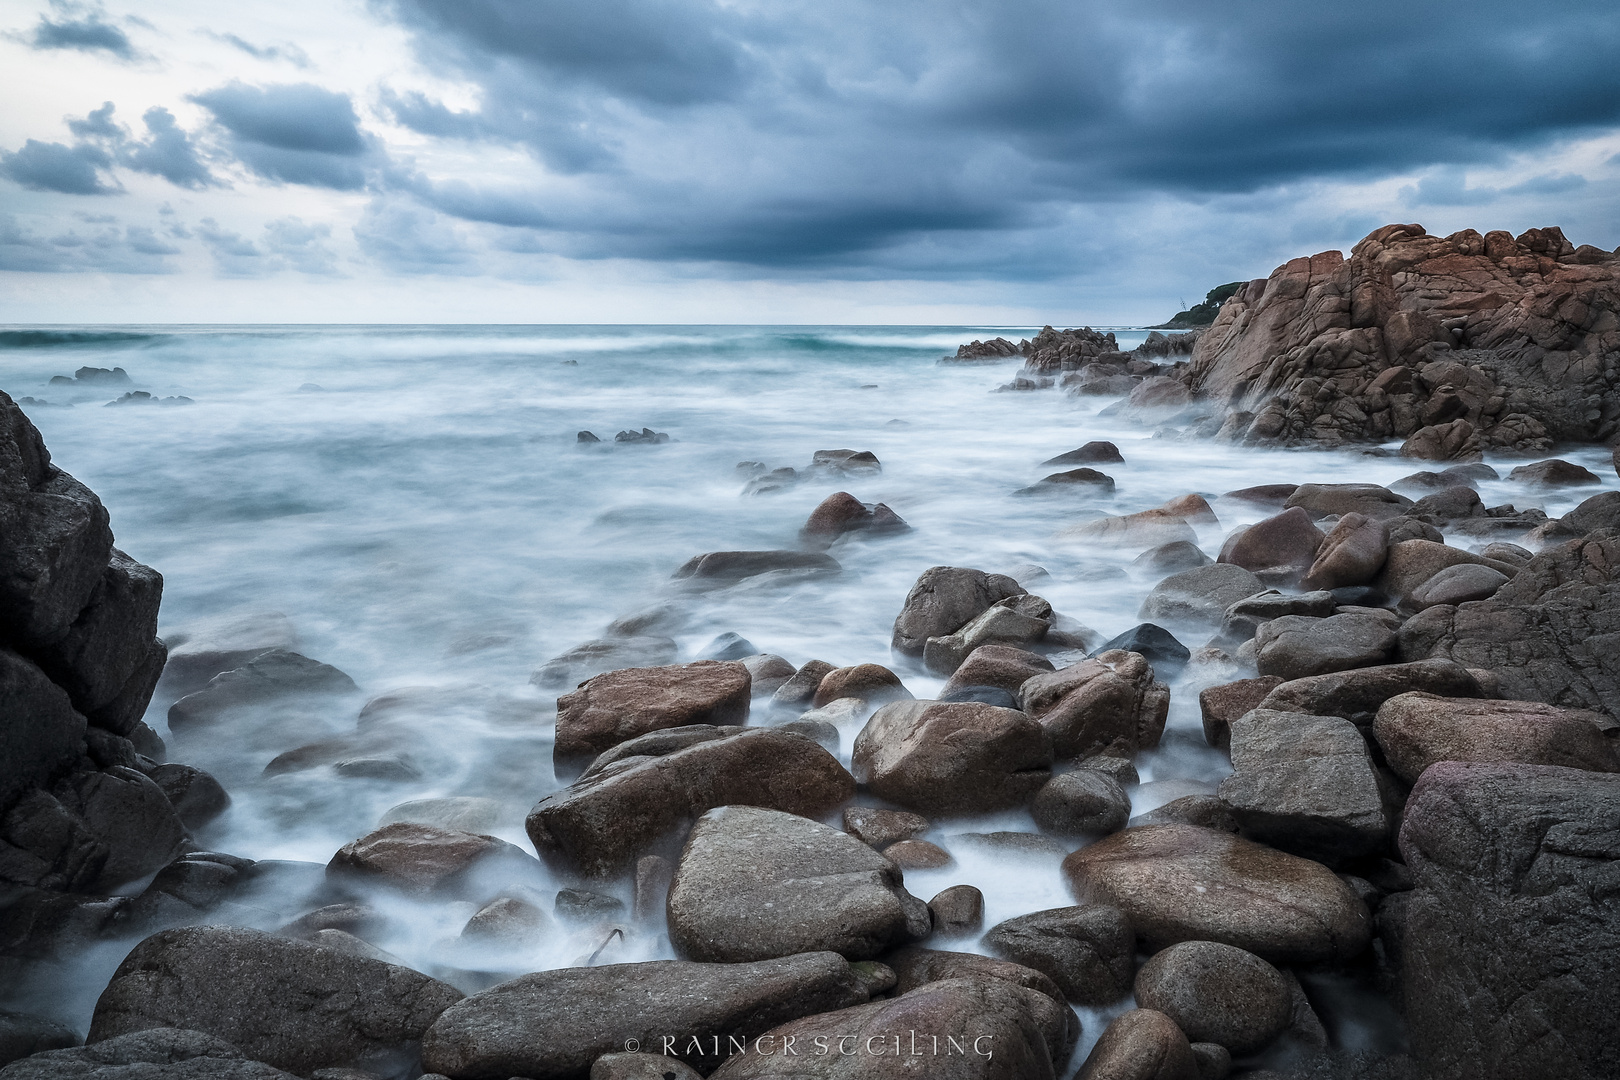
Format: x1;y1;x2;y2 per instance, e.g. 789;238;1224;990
1374;692;1619;784
1222;484;1297;508
0;1011;80;1068
1401;419;1481;462
1140;563;1264;626
1018;468;1115;496
924;599;1052;675
890;566;1026;657
1044;441;1124;466
0;648;87;810
1400;762;1620;1080
984;905;1134;1004
1215;590;1336;645
1217;508;1325;582
591;1052;702;1080
167;650;357;729
800;492;908;547
1064;824;1372;963
738;654;795;697
1063;510;1198;549
1254;613;1397;681
1094;624;1190;669
554;887;626;925
699;633;757;662
886;946;1066;1005
1198;676;1282;750
554;660;751;768
940;644;1054;699
31;549;163;724
1077;1009;1199;1080
842;806;930;848
1410;485;1486;523
1019;652;1170;760
1407;563;1507;609
0;1029;299;1080
811;449;881;475
770;659;834;708
1508;458;1601;488
1032;770;1131;836
88;926;463;1077
852;701;1052;815
1375;540;1518;608
927;885;984;936
1255;659;1487;729
327;823;539;898
812;663;909;707
54;766;188;890
531;636;680;690
1476;541;1532;566
0;462;113;651
576;724;743;778
1187;1043;1231;1080
883;840;952;869
672;550;840;585
707;977;1070;1080
1134;541;1212;575
1301;514;1390;591
1285;484;1413;522
615;428;670;444
379;797;505;834
461;895;550;946
576;430;601;443
1218;710;1391;863
1133;941;1292;1055
420;952;869;1078
145;763;229;831
741;467;798;496
528;728;855;878
1128;796;1238;833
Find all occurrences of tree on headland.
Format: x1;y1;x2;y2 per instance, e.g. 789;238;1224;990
1154;282;1244;328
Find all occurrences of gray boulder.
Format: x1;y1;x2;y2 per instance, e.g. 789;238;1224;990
167;649;357;728
1140;564;1263;626
0;1029;297;1080
890;566;1025;657
983;906;1135;1004
1285;484;1413;521
672;550;840;585
1018;652;1169;760
421;952;870;1078
553;660;751;768
0;649;86;810
0;1011;79;1069
1408;564;1508;609
530;636;679;691
1255;613;1397;680
1254;659;1487;729
159;611;298;696
1031;771;1131;836
1215;589;1336;645
1400;762;1620;1080
1077;1009;1199;1080
528;728;854;878
666;806;929;963
1374;693;1619;784
1217;710;1392;863
87;926;463;1077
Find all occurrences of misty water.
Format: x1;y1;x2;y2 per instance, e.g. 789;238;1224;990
6;325;1617;1073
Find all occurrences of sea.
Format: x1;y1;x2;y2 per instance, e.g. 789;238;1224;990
5;324;1616;1071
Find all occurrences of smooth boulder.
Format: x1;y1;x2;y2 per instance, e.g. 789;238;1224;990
1140;564;1263;626
1216;508;1324;579
554;661;751;768
0;1029;298;1080
1300;513;1389;591
1077;1009;1198;1080
890;566;1024;657
1133;941;1292;1056
1018;652;1169;760
852;700;1052;815
983;906;1135;1004
1373;692;1619;784
666;806;929;963
1254;613;1397;680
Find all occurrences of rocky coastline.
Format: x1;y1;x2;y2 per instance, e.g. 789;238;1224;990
4;228;1620;1080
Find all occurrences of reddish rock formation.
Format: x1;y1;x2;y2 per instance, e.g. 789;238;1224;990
1183;224;1620;453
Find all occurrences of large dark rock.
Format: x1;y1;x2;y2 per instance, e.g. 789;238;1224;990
1217;709;1391;863
0;1010;80;1069
420;952;870;1078
1133;941;1292;1056
890;566;1025;656
1254;613;1397;681
88;926;463;1077
56;767;186;890
0;1029;299;1080
0;465;112;650
158;611;298;697
666;806;929;963
851;700;1051;815
1018;652;1169;760
327;822;540;898
29;551;162;723
940;645;1054;699
1217;508;1325;580
1373;693;1619;784
527;728;855;878
0;649;86;811
166;649;358;728
983;906;1134;1004
1077;1009;1198;1080
1140;564;1264;626
1397;531;1620;718
1400;762;1620;1080
707;977;1069;1079
1063;825;1372;963
1301;513;1389;592
1255;659;1487;730
554;661;751;768
1031;770;1131;836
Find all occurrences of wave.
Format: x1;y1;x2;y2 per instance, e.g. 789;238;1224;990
0;329;165;349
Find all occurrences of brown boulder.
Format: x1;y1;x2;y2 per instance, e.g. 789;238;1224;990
1133;941;1292;1056
1401;420;1482;461
1376;540;1519;607
890;566;1025;656
1373;692;1620;784
852;701;1052;815
327;822;538;897
554;661;751;768
842;806;929;848
941;644;1054;698
1160;494;1219;527
1018;651;1169;760
1139;563;1264;625
1300;513;1389;591
1507;458;1601;488
1062;509;1197;549
1254;613;1397;680
771;659;834;708
1063;824;1372;963
527;728;855;878
926;887;985;936
1217;507;1324;578
1255;658;1487;728
983;905;1135;1004
812;663;909;707
1197;676;1284;750
1077;1009;1199;1080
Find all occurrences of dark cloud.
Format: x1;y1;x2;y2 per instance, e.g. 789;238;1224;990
191;81;376;189
0;214;179;272
122;107;218;188
0;139;118;195
27;10;134;57
374;0;1620;270
68;101;123;140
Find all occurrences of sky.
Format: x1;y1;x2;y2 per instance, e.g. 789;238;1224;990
2;0;1618;324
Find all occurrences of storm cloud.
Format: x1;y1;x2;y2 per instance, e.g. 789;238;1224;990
26;8;134;58
191;81;377;189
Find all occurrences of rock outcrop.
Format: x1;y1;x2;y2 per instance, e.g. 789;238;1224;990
1181;224;1620;452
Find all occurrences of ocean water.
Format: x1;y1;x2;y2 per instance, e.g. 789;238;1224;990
5;325;1617;1071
